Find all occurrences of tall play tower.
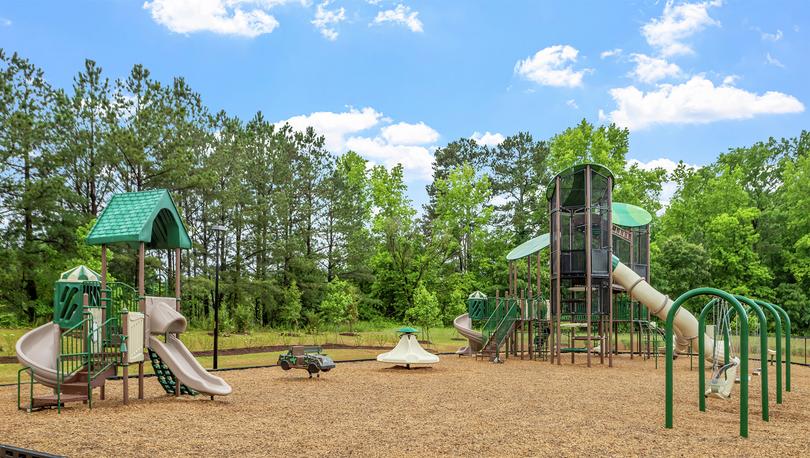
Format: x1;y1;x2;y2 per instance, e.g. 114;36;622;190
548;163;614;367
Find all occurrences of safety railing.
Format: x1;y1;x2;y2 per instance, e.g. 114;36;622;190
103;282;138;337
491;301;520;349
57;313;92;413
482;298;520;351
88;315;123;382
17;366;35;412
482;298;511;344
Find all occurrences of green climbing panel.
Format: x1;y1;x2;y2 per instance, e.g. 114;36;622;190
147;348;197;396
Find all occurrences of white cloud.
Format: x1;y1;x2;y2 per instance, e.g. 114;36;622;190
629;53;682;83
381;121;439;145
641;0;721;57
142;0;300;37
0;17;11;27
279;107;383;151
514;45;588;88
607;75;804;130
278;107;438;181
760;28;783;41
600;48;623;59
311;0;345;41
766;52;785;68
470;131;505;147
345;136;434;180
566;99;579;109
597;109;608;122
627;158;700;208
372;4;423;32
721;74;739;86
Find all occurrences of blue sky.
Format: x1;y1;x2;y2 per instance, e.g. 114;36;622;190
1;1;808;206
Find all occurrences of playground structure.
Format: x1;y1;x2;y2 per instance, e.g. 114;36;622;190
454;166;661;363
377;327;440;368
15;190;231;412
454;163;795;438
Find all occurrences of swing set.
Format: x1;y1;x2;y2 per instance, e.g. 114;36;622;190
664;288;793;438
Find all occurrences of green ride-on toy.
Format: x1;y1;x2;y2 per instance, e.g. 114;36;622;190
278;346;336;378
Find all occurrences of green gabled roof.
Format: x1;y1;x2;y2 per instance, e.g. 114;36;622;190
86;189;192;249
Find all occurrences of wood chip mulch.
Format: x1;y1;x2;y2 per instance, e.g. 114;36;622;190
1;355;808;457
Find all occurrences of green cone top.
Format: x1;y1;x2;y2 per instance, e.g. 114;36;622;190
58;265;101;282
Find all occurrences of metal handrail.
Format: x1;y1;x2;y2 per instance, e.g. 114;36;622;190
17;366;34;412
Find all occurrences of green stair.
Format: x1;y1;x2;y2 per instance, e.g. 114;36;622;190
147;348;197;396
481;299;520;354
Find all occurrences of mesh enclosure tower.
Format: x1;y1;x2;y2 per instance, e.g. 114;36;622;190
548;164;614;366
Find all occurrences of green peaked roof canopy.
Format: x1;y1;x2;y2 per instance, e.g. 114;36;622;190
86;189;192;249
58;265;101;282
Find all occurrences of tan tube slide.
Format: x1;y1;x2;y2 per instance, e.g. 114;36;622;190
612;259;721;360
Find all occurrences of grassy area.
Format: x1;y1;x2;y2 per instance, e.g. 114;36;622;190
0;325;467;385
176;325;463;355
0;325;465;357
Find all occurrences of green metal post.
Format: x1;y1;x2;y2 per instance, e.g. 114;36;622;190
666;287;748;438
755;300;782;404
769;302;791;392
698;305;707;413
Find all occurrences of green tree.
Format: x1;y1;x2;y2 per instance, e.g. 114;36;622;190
651;235;710;300
405;285;442;342
704;207;773;298
488;132;550;242
432;163;492;273
279;280;302;328
319;278;358;334
0;51;74;322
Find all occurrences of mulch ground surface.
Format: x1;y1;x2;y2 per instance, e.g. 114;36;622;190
1;355;808;457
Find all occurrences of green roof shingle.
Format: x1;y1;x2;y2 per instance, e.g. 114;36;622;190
86;189;192;249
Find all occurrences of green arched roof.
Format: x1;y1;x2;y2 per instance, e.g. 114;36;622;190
506;233;550;261
86;189;192;249
545;162;615;201
612;202;652;227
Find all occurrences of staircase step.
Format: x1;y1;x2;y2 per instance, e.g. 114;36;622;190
32;393;87;409
59;382;90;394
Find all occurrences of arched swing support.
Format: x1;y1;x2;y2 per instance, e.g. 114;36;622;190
768;302;791;392
665;287;749;438
710;296;766;422
754;299;782;404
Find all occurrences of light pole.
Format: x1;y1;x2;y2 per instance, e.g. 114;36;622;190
212;224;227;369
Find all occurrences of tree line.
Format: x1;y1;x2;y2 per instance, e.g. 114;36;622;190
1;49;807;334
